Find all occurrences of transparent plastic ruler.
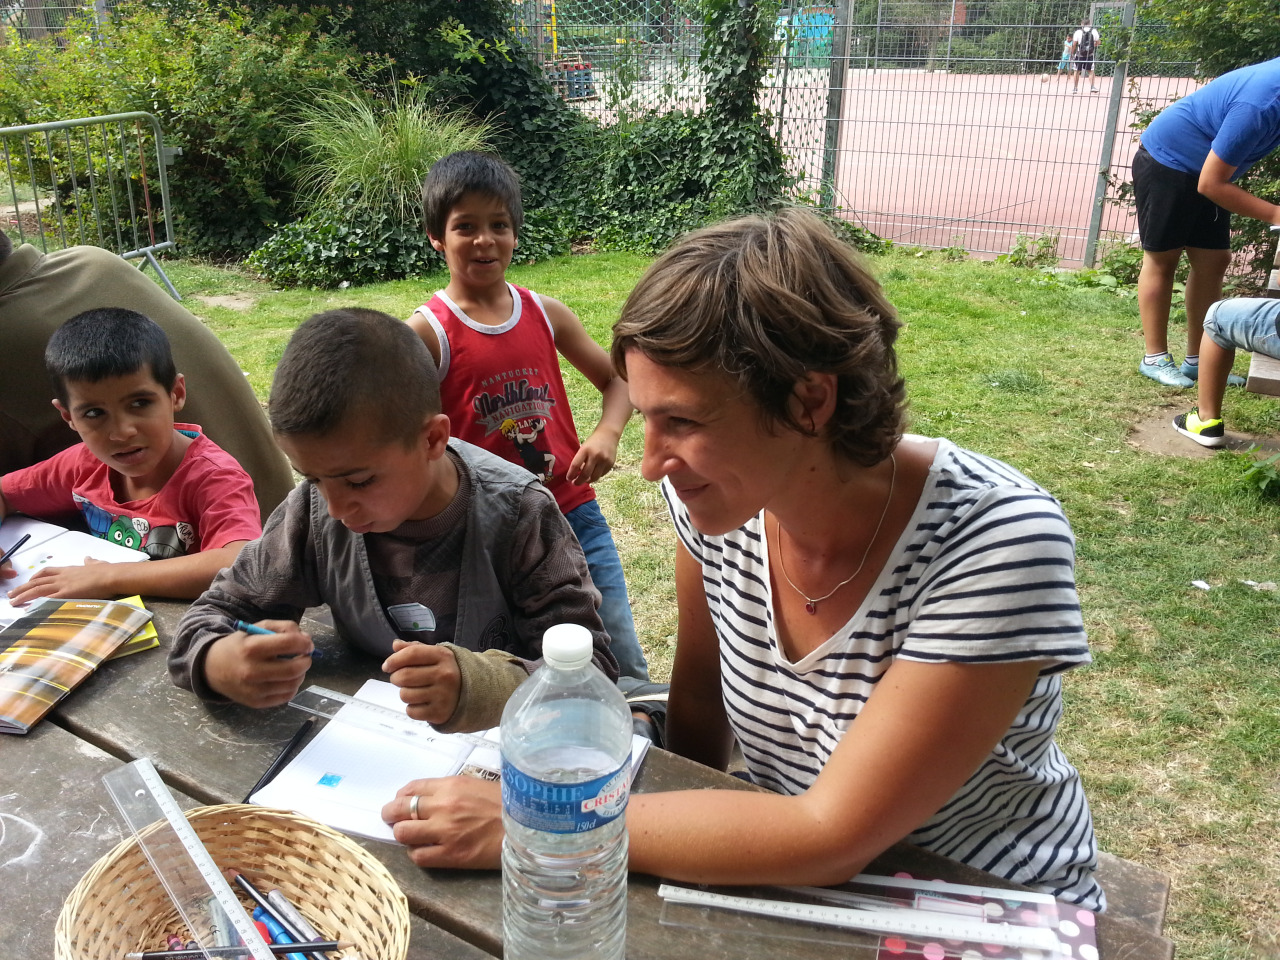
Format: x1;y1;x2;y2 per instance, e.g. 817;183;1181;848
103;758;274;960
289;684;492;753
657;884;1061;951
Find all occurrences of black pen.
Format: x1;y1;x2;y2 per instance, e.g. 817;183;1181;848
124;943;352;959
228;870;330;960
0;533;31;568
242;717;316;802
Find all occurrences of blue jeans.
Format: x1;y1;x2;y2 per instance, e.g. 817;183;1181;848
1204;298;1280;359
566;499;650;680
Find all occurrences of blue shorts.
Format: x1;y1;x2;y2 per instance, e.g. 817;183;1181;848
1203;298;1280;359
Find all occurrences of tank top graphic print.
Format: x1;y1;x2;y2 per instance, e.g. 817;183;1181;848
422;283;594;515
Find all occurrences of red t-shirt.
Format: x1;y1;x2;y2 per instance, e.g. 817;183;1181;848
1;424;262;559
421;284;594;515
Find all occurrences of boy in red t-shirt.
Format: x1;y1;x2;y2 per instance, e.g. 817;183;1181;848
0;308;261;601
407;151;649;680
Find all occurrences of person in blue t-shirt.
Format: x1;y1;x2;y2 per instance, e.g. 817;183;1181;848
1133;56;1280;389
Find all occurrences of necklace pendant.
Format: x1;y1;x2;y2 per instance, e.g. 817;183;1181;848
805;601;817;615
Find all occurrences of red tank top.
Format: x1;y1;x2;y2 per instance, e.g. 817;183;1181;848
422;284;594;514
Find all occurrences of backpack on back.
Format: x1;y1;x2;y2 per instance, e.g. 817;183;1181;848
1077;29;1096;59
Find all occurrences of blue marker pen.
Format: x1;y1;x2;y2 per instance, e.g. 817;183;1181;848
251;906;307;960
234;620;321;659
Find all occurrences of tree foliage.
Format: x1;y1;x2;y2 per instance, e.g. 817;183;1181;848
0;4;371;256
2;0;801;278
1135;0;1280;77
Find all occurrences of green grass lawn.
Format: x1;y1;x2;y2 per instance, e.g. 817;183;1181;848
162;247;1279;960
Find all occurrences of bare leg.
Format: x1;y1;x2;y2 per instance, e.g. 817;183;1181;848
1182;246;1231;359
1196;334;1235;421
1138;247;1184;355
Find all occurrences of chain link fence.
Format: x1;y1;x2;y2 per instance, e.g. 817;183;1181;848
510;1;705;121
511;0;1202;266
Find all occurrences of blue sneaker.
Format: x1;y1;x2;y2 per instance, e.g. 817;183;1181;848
1139;356;1194;388
1179;360;1247;388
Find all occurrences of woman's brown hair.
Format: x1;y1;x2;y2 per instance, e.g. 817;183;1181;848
611;207;905;466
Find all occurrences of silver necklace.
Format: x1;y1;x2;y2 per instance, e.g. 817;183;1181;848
774;454;897;615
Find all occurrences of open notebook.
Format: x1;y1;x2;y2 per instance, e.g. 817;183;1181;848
0;516;149;625
252;678;651;843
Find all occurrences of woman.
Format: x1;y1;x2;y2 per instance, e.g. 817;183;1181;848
384;207;1104;910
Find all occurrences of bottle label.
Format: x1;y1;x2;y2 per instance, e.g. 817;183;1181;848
501;754;631;834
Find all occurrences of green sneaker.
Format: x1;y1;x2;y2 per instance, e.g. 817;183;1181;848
1172;409;1226;447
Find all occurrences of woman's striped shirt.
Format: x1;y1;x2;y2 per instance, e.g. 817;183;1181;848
663;438;1104;910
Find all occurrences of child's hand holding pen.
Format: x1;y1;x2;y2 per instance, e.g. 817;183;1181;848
0;532;30;583
204;619;316;709
383;639;461;725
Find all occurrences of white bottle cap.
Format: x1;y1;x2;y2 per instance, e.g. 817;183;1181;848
542;623;594;669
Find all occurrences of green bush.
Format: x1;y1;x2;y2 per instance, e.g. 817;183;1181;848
586;110;789;255
1097;240;1145;286
454;6;601;227
247;189;570;289
996;233;1061;270
246;199;440;287
1240;450;1280;499
453;0;794;258
514;205;574;264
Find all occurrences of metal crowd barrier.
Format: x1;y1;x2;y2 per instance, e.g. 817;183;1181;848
0;111;182;299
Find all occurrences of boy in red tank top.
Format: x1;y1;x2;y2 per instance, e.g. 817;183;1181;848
407;152;649;680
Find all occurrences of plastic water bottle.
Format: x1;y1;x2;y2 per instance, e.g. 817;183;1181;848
500;623;631;960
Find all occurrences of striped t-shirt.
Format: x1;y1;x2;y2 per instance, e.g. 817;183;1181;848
663;438;1105;910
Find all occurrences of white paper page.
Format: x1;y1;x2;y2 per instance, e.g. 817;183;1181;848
1;516;69;553
251;678;651;842
251;695;469;842
351;677;413;711
1;517;148;624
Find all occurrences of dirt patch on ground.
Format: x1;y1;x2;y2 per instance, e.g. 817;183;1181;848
196;294;256;312
1127;407;1280;458
4;202;48;238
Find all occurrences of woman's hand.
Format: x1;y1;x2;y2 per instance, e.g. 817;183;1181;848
383;776;504;869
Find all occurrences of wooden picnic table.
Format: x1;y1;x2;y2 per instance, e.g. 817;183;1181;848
2;720;488;960
16;601;1175;960
1245;351;1280;396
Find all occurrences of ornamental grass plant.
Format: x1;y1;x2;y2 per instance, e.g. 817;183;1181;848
247;85;495;286
290;84;492;223
165;245;1278;960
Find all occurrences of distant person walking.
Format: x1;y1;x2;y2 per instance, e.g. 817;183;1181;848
1133;56;1280;389
1071;18;1099;94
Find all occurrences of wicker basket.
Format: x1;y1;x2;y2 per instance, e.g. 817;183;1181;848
54;804;410;960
